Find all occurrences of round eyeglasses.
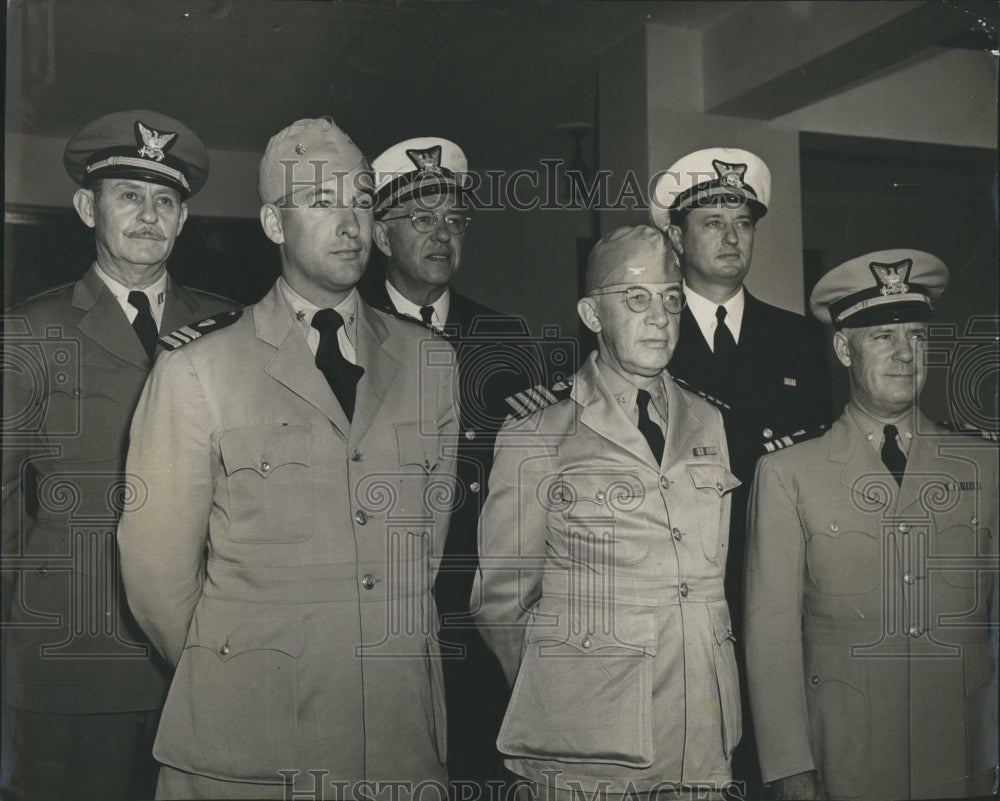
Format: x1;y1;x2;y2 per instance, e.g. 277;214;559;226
381;210;471;235
590;286;686;314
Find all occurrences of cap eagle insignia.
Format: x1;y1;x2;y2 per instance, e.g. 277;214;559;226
135;121;177;162
712;160;747;189
869;259;912;296
406;145;443;176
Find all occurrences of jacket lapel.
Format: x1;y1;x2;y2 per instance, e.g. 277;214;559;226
256;285;351;437
72;266;149;369
159;276;209;338
895;412;937;516
832;411;900;510
662;375;702;467
349;302;399;449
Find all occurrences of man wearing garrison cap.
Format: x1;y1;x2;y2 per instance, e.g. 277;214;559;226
650;147;830;796
361;137;547;789
118;117;458;798
1;110;237;801
744;250;997;800
474;226;742;797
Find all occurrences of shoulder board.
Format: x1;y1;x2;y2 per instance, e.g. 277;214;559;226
935;421;1000;442
158;309;243;350
374;305;436;331
671;376;732;412
762;424;830;454
504;378;574;419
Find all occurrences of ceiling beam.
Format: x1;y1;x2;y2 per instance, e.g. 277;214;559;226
703;1;976;119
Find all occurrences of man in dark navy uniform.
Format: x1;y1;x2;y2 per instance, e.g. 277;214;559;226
650;147;830;798
361;137;563;790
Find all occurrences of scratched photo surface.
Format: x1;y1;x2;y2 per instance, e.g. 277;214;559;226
2;2;998;801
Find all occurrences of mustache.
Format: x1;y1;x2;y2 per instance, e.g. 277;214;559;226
125;227;166;241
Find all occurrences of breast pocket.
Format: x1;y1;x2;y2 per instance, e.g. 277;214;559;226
393;421;448;520
44;362;130;462
685;462;740;561
219;424;313;543
560;472;648;566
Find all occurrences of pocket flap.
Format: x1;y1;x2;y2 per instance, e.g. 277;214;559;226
220;424;311;478
395;421;439;472
804;645;868;696
710;603;736;646
185;612;303;661
686;462;741;496
525;603;658;655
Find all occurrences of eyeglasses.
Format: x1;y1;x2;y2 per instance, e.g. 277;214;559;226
590;286;686;314
380;210;471;235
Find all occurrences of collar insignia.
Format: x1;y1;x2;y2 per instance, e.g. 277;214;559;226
869;258;912;296
712;159;747;188
406;145;443;176
135;121;177;163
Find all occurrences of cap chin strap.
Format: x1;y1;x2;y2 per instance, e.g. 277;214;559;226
86;156;190;192
834;292;931;326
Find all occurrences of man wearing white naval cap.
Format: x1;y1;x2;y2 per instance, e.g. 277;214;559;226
118;117;458;799
745;250;997;800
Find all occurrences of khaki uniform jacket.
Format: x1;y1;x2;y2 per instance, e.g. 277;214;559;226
473;353;742;792
1;265;236;713
117;283;457;787
745;408;998;800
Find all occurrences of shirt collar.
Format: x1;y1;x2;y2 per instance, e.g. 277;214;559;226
594;355;669;423
94;262;168;308
385;279;450;331
683;281;744;345
847;401;914;452
278;276;358;349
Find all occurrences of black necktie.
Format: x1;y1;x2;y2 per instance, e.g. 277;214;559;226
881;424;907;486
419;305;435;327
636;389;665;465
312;309;364;422
128;291;158;361
713;305;737;375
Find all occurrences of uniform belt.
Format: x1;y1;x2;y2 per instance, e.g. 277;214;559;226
541;570;726;605
802;614;990;644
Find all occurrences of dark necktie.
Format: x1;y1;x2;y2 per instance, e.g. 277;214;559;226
881;424;907;486
311;309;364;422
636;389;665;465
419;305;435;327
128;291;158;361
713;305;737;375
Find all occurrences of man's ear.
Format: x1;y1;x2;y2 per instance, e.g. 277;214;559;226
665;224;683;255
372;221;392;258
176;202;189;235
577;297;601;333
259;204;284;245
833;330;852;367
72;188;97;230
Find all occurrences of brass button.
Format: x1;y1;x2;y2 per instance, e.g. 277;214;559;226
355;509;368;526
659;476;671;489
362;574;376;590
464;430;476;441
261;461;271;473
908;625;922;638
351;449;362;462
830;522;839;532
72;387;81;397
903;572;916;585
581;636;592;649
680;583;689;598
595;489;605;501
898;522;910;534
763;427;773;439
37;566;48;576
219;643;230;656
469;481;481;494
810;674;820;687
715;482;723;492
672;527;682;541
971;516;979;525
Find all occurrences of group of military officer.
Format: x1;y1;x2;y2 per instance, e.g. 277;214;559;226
1;108;995;801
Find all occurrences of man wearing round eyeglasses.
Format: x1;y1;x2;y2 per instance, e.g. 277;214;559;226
475;225;742;799
361;137;545;790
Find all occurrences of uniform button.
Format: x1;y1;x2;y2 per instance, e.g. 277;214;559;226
469;481;481;494
362;574;376;590
72;387;81;397
581;636;592;649
351;449;362;462
355;509;368;526
261;461;271;473
595;489;605;501
464;430;476;441
810;674;820;687
971;516;979;525
908;625;922;638
37;566;48;576
659;476;671;489
715;482;723;492
680;583;689;598
903;572;916;585
219;642;230;656
762;427;773;439
672;527;682;541
898;522;910;533
830;523;839;533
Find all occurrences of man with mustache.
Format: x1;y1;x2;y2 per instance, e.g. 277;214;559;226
649;148;831;797
1;110;237;801
745;250;997;800
118;117;458;799
361;137;544;788
475;226;742;799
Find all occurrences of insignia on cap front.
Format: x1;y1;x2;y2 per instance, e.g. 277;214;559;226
870;259;911;297
407;145;443;176
713;160;747;189
136;121;177;162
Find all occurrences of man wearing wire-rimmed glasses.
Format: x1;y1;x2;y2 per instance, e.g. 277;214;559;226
475;225;742;800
